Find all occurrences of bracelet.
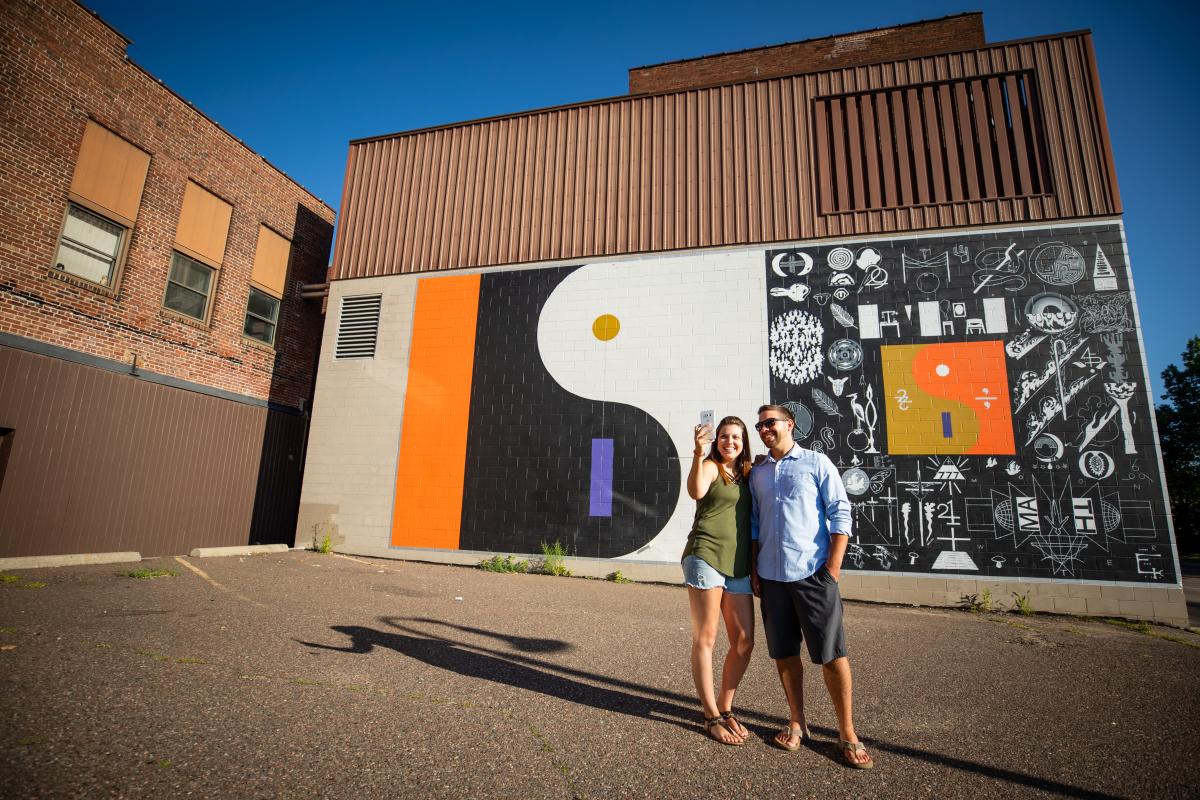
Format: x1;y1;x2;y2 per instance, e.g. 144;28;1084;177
693;449;704;457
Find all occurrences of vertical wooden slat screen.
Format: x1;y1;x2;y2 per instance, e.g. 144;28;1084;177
332;32;1119;279
812;69;1055;213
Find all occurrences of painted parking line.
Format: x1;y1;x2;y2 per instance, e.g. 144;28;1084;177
173;556;264;607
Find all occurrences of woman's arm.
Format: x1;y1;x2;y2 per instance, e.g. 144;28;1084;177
686;424;718;500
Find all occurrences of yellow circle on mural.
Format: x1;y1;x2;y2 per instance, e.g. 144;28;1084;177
592;314;620;341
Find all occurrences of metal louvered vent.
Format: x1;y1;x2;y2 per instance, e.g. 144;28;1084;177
335;294;382;359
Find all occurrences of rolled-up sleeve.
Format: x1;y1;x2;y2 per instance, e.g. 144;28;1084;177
818;454;853;536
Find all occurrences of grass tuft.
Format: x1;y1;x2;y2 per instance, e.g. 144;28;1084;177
1011;592;1034;616
535;540;572;577
606;570;632;584
0;575;18;584
20;581;47;589
478;554;530;573
127;567;178;580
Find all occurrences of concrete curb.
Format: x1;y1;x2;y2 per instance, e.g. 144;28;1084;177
188;544;290;558
0;552;141;570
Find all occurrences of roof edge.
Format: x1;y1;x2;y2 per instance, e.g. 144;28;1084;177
627;11;983;73
349;28;1093;147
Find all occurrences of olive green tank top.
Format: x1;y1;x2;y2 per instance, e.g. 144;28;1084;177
682;470;751;578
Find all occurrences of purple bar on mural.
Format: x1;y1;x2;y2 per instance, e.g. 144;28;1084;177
941;412;953;439
589;438;614;517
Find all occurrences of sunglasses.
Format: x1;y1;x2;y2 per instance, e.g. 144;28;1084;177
754;418;787;431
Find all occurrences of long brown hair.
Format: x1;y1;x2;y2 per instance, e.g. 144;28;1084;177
707;416;752;484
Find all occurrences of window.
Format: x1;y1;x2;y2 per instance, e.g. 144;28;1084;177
54;203;125;286
163;251;214;321
244;287;280;345
243;224;291;347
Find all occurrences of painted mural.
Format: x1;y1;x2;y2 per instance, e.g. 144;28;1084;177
390;222;1177;585
765;224;1174;583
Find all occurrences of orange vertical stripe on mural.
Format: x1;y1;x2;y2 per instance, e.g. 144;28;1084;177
391;274;481;549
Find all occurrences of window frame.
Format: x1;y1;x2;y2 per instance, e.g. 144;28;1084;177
242;285;282;348
49;200;133;296
161;250;218;326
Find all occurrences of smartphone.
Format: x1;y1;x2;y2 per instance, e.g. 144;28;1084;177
699;409;715;441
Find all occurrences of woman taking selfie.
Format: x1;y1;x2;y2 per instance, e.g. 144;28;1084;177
682;416;755;745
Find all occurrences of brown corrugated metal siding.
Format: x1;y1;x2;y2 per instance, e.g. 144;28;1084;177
333;32;1119;280
0;346;305;557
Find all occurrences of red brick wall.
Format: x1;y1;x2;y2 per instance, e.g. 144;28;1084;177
629;13;986;94
0;0;335;409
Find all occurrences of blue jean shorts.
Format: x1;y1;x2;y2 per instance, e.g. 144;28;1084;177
682;555;752;595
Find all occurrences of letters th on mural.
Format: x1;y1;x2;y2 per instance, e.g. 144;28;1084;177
766;224;1174;583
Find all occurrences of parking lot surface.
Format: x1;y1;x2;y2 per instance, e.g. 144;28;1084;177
1;550;1197;799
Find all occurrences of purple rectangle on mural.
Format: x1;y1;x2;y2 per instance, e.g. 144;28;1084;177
941;412;953;439
589;438;614;517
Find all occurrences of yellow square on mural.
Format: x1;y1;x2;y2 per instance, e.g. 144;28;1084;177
881;341;1015;455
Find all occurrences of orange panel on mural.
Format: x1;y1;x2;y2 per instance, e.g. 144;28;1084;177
391;274;481;549
881;341;1014;455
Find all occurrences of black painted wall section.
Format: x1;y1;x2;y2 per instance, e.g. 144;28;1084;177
765;223;1176;583
459;266;680;559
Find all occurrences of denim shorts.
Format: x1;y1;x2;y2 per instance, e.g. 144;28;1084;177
682;555;752;595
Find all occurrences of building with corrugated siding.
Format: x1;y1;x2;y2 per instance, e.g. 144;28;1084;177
299;13;1185;624
0;0;335;560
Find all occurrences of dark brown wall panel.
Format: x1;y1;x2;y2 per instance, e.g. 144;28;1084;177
0;346;304;558
333;32;1119;280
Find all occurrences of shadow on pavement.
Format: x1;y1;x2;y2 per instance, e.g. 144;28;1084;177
296;618;1122;799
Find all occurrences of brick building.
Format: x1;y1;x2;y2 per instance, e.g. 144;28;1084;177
0;0;335;559
299;14;1184;623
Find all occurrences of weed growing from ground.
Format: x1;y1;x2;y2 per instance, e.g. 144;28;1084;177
1012;592;1034;616
20;581;46;589
316;533;332;554
478;555;530;573
536;540;572;576
606;570;632;584
0;575;18;584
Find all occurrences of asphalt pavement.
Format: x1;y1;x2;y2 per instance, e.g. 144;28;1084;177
1;551;1197;799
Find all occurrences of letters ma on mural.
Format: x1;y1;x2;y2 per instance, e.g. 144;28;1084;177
766;224;1172;583
390;222;1173;584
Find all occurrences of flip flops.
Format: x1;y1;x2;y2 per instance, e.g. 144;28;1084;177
703;715;745;746
840;739;875;769
772;724;811;752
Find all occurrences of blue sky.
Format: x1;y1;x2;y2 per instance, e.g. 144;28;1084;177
84;0;1199;401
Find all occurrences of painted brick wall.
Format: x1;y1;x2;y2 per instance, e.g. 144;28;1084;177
628;13;985;94
0;0;335;409
301;220;1184;622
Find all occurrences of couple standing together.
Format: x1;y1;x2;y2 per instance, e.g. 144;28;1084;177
682;404;873;769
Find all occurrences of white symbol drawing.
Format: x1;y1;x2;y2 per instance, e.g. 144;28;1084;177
1092;246;1117;291
1025;293;1079;335
842;467;870;496
770;283;811;302
832;287;851;301
847;385;880;454
769;310;825;385
830;302;857;328
1030;242;1086;286
811;386;843;418
827;339;863;371
990;555;1007;569
1078;450;1115;480
827;247;855;271
827;376;849;396
972;243;1028;294
1103;381;1138;455
1134;552;1164;580
772;251;814;277
893;388;911;411
952;244;970;263
782;401;815;439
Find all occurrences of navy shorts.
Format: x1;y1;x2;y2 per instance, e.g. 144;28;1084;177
759;567;847;664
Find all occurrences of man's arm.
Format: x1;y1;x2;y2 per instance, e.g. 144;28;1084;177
818;454;853;581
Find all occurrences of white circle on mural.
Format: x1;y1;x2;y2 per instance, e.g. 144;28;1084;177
935;363;950;377
827;247;854;270
1079;450;1115;480
842;467;870;495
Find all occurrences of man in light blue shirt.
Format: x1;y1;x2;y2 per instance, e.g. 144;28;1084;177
750;404;873;769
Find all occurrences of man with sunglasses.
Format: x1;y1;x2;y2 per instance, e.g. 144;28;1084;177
749;404;873;769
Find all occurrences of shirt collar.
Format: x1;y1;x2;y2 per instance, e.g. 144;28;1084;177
765;443;802;463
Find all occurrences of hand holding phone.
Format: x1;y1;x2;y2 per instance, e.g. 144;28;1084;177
699;410;715;443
